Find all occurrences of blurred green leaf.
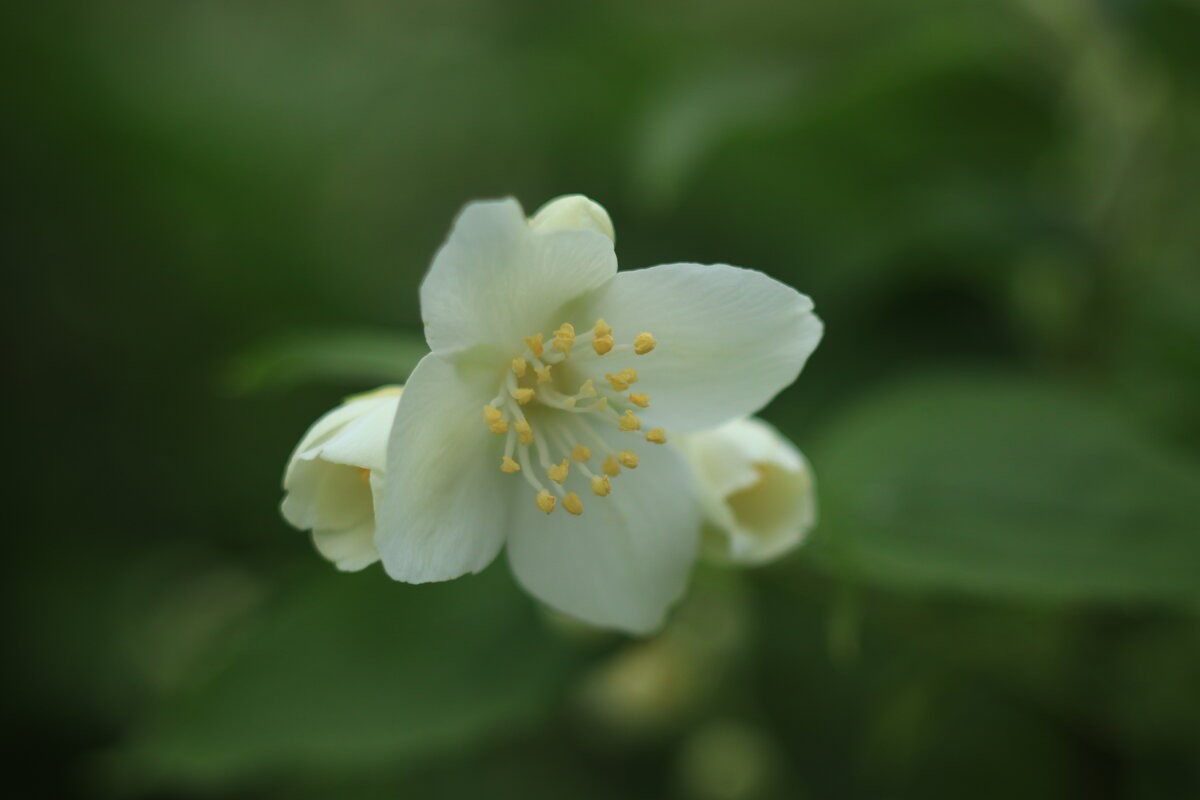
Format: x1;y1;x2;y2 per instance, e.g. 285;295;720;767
223;330;427;395
810;373;1200;606
114;566;575;789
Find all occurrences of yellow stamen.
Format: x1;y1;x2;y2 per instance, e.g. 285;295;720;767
552;324;575;355
534;364;553;384
618;410;641;431
357;468;371;483
500;456;521;473
629;392;650;408
483;405;503;424
634;332;656;355
571;444;591;461
594;318;612;337
536;489;556;514
512;387;534;405
591;475;611;496
512;357;527;378
564;397;577;408
646;428;667;444
605;373;629;391
563;492;584;515
488;419;509;434
617;450;639;468
524;333;544;358
596;397;609;411
548;459;569;484
602;455;621;477
514;418;533;445
592;335;614;355
618;368;638;385
577;379;596;398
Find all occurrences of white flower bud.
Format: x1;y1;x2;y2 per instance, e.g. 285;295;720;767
677;417;816;565
528;194;615;241
280;386;401;571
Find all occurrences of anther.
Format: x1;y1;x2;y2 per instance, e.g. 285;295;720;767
618;368;638;385
536;489;556;514
552;323;575;355
618;410;641;431
634;332;656;355
646;428;667;444
594;318;612;337
512;388;535;405
629;392;650;408
605;373;629;391
500;456;521;473
617;450;640;468
534;364;553;384
512;357;527;378
483;406;509;433
514;418;533;445
591;475;611;496
524;334;544;358
572;444;592;461
577;379;596;398
548;459;569;484
602;456;621;477
592;335;614;355
563;492;584;515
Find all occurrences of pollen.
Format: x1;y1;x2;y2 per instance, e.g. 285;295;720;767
524;333;544;358
483;406;508;433
571;444;592;461
618;410;642;431
548;459;569;483
594;318;612;337
602;455;621;477
512;357;527;378
605;373;630;391
634;332;656;355
536;489;556;514
591;474;612;496
592;335;614;355
514;418;533;445
552;322;576;354
500;456;521;473
563;492;584;515
617;450;640;468
534;364;553;384
512;387;535;405
646;428;667;444
618;368;638;385
629;392;650;408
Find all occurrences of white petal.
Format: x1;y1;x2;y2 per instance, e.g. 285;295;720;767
375;353;510;583
529;194;615;241
579;264;822;433
420;198;617;358
506;424;699;634
281;456;373;531
312;521;380;572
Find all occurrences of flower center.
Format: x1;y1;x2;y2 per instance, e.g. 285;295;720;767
480;318;666;515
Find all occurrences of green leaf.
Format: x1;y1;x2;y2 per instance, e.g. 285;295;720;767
114;566;576;789
809;373;1200;607
222;330;427;395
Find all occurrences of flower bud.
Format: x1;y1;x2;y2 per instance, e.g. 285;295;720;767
677;417;816;565
280;386;401;570
528;194;615;241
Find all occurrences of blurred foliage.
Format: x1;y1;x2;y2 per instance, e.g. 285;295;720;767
6;0;1200;798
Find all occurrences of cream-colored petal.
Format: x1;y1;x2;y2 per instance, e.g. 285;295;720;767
529;194;615;241
312;521;379;572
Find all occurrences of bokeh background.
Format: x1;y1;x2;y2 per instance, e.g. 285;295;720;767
8;0;1200;798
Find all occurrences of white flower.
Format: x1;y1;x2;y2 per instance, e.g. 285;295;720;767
677;417;817;565
280;387;401;571
372;194;822;633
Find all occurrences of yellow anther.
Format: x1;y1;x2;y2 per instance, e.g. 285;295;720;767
618;368;639;385
514;418;533;445
536;489;556;514
524;333;544;358
605;373;629;391
629;392;650;408
618;410;641;431
555;322;575;339
500;456;521;473
483;405;503;424
572;444;592;461
617;450;640;468
602;455;621;477
578;379;597;398
548;459;569;484
488;419;509;434
596;397;609;411
634;332;656;355
565;397;577;408
591;474;611;496
592;335;614;355
594;318;612;337
563;492;584;515
534;364;553;384
512;357;527;378
646;428;667;444
512;387;535;405
357;468;371;484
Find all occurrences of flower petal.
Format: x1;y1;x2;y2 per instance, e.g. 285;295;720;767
312;521;379;572
420;198;617;359
579;263;822;432
375;353;511;582
506;424;699;634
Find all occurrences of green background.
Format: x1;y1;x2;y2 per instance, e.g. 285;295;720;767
8;1;1200;798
